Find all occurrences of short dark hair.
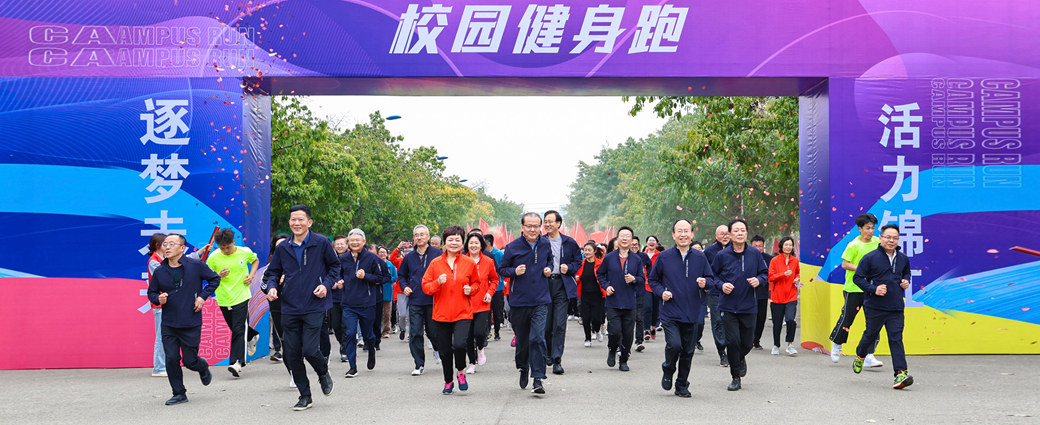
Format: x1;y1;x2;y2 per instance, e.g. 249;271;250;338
880;224;900;235
214;228;236;246
750;235;765;244
289;204;311;219
778;236;796;255
617;226;634;237
691;241;703;249
442;225;466;242
482;234;494;247
632;236;641;244
646;235;659;244
269;233;289;261
166;233;187;246
333;234;347;242
856;213;878;228
606;237;618;252
728;218;748;231
521;212;542;226
672;219;693;232
466;232;487;252
544;210;563;224
148;233;167;254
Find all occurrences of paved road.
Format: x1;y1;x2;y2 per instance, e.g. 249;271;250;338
1;320;1037;424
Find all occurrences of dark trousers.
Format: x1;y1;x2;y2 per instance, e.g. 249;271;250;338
753;298;769;346
721;311;756;378
435;319;471;383
580;293;605;340
568;297;579;317
408;304;437;369
161;325;209;396
270;299;283;353
467;310;491;364
510;304;548;380
634;292;646;341
320;311;331;360
660;319;696;391
491;290;506;336
606;307;635;361
342;305;377;369
645;294;661;335
707;294;726;355
857;308;908;375
830;290;866;345
371;302;383;350
283;311;330;397
327;303;346;357
544;276;569;364
219;300;260;366
694;302;706;344
771;301;798;346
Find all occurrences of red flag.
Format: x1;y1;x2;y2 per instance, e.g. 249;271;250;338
479;218;490;235
573;221;588;244
589;230;607;243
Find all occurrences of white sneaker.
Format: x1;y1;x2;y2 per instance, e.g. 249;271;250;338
289;372;296;388
248;335;259;356
358;340;365;348
434;352;441;365
596;331;604;342
771;346;780;355
864;354;884;368
465;364;476;374
477;348;486;366
151;371;167;377
786;345;798;356
228;361;242;377
411;367;424;376
830;343;842;363
426;340;433;349
584;340;592;348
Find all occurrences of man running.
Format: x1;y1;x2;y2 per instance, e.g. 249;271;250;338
829;213;884;368
206;228;260;377
542;210;582;375
499;213;554;394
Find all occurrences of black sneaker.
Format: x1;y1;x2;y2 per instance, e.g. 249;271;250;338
607;350;616;367
727;378;741;391
719;353;729;367
164;393;188;405
531;379;545;394
619;362;630;372
674;388;692;398
399;331;406;341
738;359;747;378
661;364;673;390
552;362;564;375
494;334;501;341
270;351;283;362
292;396;313;411
519;369;529;389
696;342;704;351
345;368;358;378
367;349;376;370
319;373;333;396
753;343;764;350
200;367;212;386
635;343;645;352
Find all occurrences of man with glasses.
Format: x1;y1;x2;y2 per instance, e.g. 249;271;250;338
500;213;554;394
828;213;884;368
147;234;221;406
542;210;582;375
597;226;646;373
398;224;443;376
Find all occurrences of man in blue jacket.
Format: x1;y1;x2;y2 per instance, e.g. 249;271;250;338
597;226;646;373
648;219;713;398
542;210;582;375
398;224;443;376
703;224;730;367
262;205;340;410
500;212;554;394
147;233;220;406
336;228;386;378
852;224;914;389
710;219;768;391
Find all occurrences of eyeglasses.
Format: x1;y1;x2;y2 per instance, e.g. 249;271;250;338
161;242;183;248
880;235;900;241
522;224;540;230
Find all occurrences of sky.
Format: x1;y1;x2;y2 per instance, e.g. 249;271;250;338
304;96;668;213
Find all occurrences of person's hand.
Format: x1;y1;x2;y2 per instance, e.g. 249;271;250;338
900;279;910;289
483;293;492;303
438;274;447;285
794;277;802;288
722;282;734;294
157;292;168;305
516;264;527;276
624;273;635;284
606;286;615;296
218;268;230;278
332;279;343;290
193;296;205;312
403;287;413;296
397;241;408;250
313;285;327;298
560;264;568;274
784;270;792;277
697;277;707;288
245;272;255;285
463;285;471;295
543;267;551;277
356;269;366;279
266;288;278;301
876;284;887;296
202;243;213;253
748;277;760;288
662;291;673;301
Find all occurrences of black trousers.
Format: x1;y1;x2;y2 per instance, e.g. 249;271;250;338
219;300;260;366
606;307;635;361
161;325;209;396
371;302;383;350
544;276;569;364
510;304;548;380
568;297;579;317
580;293;605;340
320;309;332;360
660;319;696;391
721;311;756;378
269;298;283;353
283;311;330;397
467;310;491;364
491;290;506;336
857;308;908;375
634;293;645;341
753;298;769;346
435;319;471;384
830;291;866;345
326;303;346;357
771;301;798;346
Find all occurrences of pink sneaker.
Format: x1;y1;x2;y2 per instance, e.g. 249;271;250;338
442;382;453;394
457;372;468;391
510;335;517;347
477;348;487;365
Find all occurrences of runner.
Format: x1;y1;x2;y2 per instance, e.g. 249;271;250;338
464;232;498;374
422;226;480;394
828;213;884;368
767;236;801;356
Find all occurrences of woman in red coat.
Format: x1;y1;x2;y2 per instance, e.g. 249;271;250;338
464;232;499;374
422;226;481;394
768;236;801;356
577;241;606;347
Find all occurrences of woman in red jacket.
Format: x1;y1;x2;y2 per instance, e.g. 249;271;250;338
422;226;481;394
464;232;499;374
768;236;801;356
577;241;606;347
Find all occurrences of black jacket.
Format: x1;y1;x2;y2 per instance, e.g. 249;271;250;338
147;256;220;328
854;245;912;312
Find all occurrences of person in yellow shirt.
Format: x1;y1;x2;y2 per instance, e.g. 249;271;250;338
828;213;883;368
206;228;260;377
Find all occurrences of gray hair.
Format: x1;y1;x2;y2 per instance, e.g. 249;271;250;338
348;228;366;240
412;224;430;235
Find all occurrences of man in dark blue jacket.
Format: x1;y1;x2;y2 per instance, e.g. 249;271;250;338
262;205;340;411
710;219;768;391
147;233;220;406
542;210;582;375
703;224;730;367
648;219;713;398
337;228;386;378
852;224;914;389
500;212;554;394
398;224;443;376
597;226;645;373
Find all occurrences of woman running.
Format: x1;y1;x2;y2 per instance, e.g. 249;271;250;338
465;232;499;374
577;241;605;347
422;226;481;394
768;236;801;356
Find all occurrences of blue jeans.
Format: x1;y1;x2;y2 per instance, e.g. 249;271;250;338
343;306;377;369
152;308;165;374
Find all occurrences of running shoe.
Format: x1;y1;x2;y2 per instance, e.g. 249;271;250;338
892;371;914;389
853;357;864;374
